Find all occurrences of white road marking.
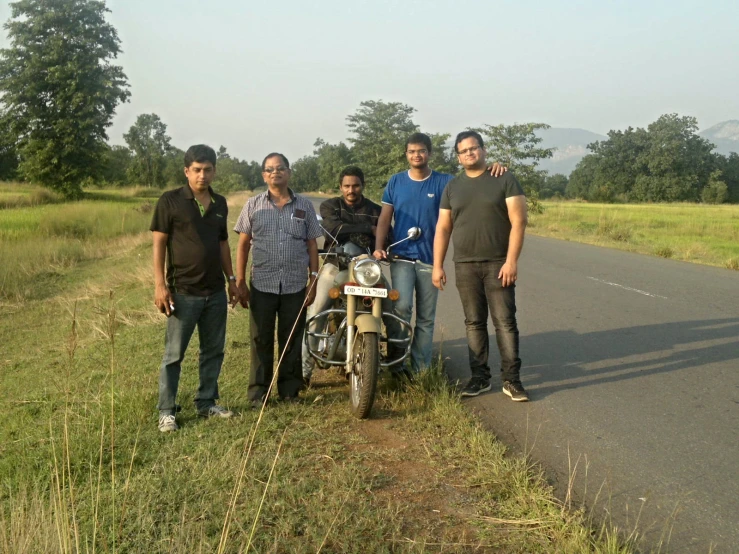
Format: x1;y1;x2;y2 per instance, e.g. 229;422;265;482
586;277;668;299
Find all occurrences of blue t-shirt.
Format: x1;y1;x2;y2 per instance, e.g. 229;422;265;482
381;170;453;264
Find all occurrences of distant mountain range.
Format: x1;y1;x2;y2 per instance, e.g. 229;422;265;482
533;121;739;176
699;120;739;156
535;128;607;175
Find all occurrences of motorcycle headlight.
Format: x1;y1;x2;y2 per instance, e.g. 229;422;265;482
354;259;382;286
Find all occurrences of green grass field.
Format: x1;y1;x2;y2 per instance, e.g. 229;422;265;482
529;201;739;269
0;185;643;553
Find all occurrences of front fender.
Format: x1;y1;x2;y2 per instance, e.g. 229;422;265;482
355;313;381;334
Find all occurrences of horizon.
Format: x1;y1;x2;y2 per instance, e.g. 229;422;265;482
1;0;737;162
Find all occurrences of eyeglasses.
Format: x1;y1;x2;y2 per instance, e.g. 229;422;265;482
263;166;288;174
457;146;482;156
406;149;428;156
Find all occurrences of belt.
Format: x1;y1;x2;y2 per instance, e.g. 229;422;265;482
391;254;420;263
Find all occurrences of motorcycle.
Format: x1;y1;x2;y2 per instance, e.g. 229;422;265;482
304;227;422;418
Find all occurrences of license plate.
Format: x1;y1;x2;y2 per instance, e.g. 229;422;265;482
344;285;387;298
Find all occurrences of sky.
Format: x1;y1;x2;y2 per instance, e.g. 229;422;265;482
1;0;738;163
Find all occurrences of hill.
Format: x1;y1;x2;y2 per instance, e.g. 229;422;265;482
536;127;607;175
699;120;739;155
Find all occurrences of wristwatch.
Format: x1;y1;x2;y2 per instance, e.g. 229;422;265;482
228;275;236;282
310;271;319;277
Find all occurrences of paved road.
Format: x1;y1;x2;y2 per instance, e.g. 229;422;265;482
305;196;738;552
437;235;739;553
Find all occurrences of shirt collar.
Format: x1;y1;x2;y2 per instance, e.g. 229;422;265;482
264;187;296;205
182;185;215;201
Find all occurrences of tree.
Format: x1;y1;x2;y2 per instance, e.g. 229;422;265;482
715;152;739;203
540;173;568;199
0;0;130;198
567;154;599;199
428;132;459;176
473;123;554;196
290;156;320;193
313;138;354;192
701;170;728;204
347;100;418;193
633;114;715;202
99;144;131;186
124;114;172;187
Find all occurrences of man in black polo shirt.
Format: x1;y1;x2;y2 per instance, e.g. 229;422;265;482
150;144;240;432
432;131;530;402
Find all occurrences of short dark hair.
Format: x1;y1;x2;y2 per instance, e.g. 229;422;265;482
338;165;365;186
261;152;290;171
405;132;432;153
454;131;484;153
184;144;217;168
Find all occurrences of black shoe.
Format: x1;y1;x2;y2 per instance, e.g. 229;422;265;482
502;380;530;402
249;397;267;410
460;377;492;397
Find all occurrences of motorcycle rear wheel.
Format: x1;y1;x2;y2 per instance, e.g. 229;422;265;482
349;332;379;419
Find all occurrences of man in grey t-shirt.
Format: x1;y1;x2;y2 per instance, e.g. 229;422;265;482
432;131;530;401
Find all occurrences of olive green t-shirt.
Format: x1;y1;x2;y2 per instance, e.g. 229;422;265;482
440;171;525;263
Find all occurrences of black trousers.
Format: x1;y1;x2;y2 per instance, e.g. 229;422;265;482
249;284;306;401
454;262;522;383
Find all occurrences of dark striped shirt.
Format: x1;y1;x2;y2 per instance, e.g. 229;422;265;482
233;189;323;294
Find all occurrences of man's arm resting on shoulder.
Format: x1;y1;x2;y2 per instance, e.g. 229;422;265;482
306;238;319;306
235;232;252;308
499;195;527;287
220;239;240;306
152;231;173;316
373;204;394;259
432;209;453;290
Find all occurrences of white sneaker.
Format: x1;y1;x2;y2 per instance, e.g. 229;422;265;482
199;405;233;419
158;414;178;432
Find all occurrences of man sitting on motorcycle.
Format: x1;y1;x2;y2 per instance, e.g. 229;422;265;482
302;165;396;385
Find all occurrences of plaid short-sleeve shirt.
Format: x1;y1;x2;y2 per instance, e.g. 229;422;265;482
233;189;323;294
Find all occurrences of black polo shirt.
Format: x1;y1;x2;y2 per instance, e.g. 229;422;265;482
150;185;228;296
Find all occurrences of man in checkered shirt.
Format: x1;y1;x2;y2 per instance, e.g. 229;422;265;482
234;152;323;406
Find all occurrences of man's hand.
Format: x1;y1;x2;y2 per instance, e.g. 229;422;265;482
155;284;174;316
237;279;250;309
306;277;317;306
487;162;508;178
498;261;518;287
432;267;446;290
373;249;387;260
227;281;240;307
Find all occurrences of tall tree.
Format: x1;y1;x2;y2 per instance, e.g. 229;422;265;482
428;132;459;176
0;0;130;198
124;114;172;187
346;100;418;192
313;138;354;192
473;123;554;196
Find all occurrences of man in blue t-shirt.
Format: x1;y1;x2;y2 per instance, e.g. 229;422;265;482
373;132;505;373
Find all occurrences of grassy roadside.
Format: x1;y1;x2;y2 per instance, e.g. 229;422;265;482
528;201;739;270
1;188;636;553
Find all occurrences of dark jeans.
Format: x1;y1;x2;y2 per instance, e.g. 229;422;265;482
454;262;521;383
249;284;306;401
157;289;227;415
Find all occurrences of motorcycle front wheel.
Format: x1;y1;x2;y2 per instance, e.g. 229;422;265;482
349;332;379;419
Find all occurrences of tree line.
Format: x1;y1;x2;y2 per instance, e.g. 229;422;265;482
0;0;736;204
565;114;739;203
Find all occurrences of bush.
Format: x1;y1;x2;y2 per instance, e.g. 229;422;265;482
655;246;674;258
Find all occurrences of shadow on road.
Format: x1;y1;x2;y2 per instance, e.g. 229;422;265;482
440;317;739;398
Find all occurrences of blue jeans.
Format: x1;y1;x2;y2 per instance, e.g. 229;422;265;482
454;262;521;383
157;289;227;415
390;259;439;372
